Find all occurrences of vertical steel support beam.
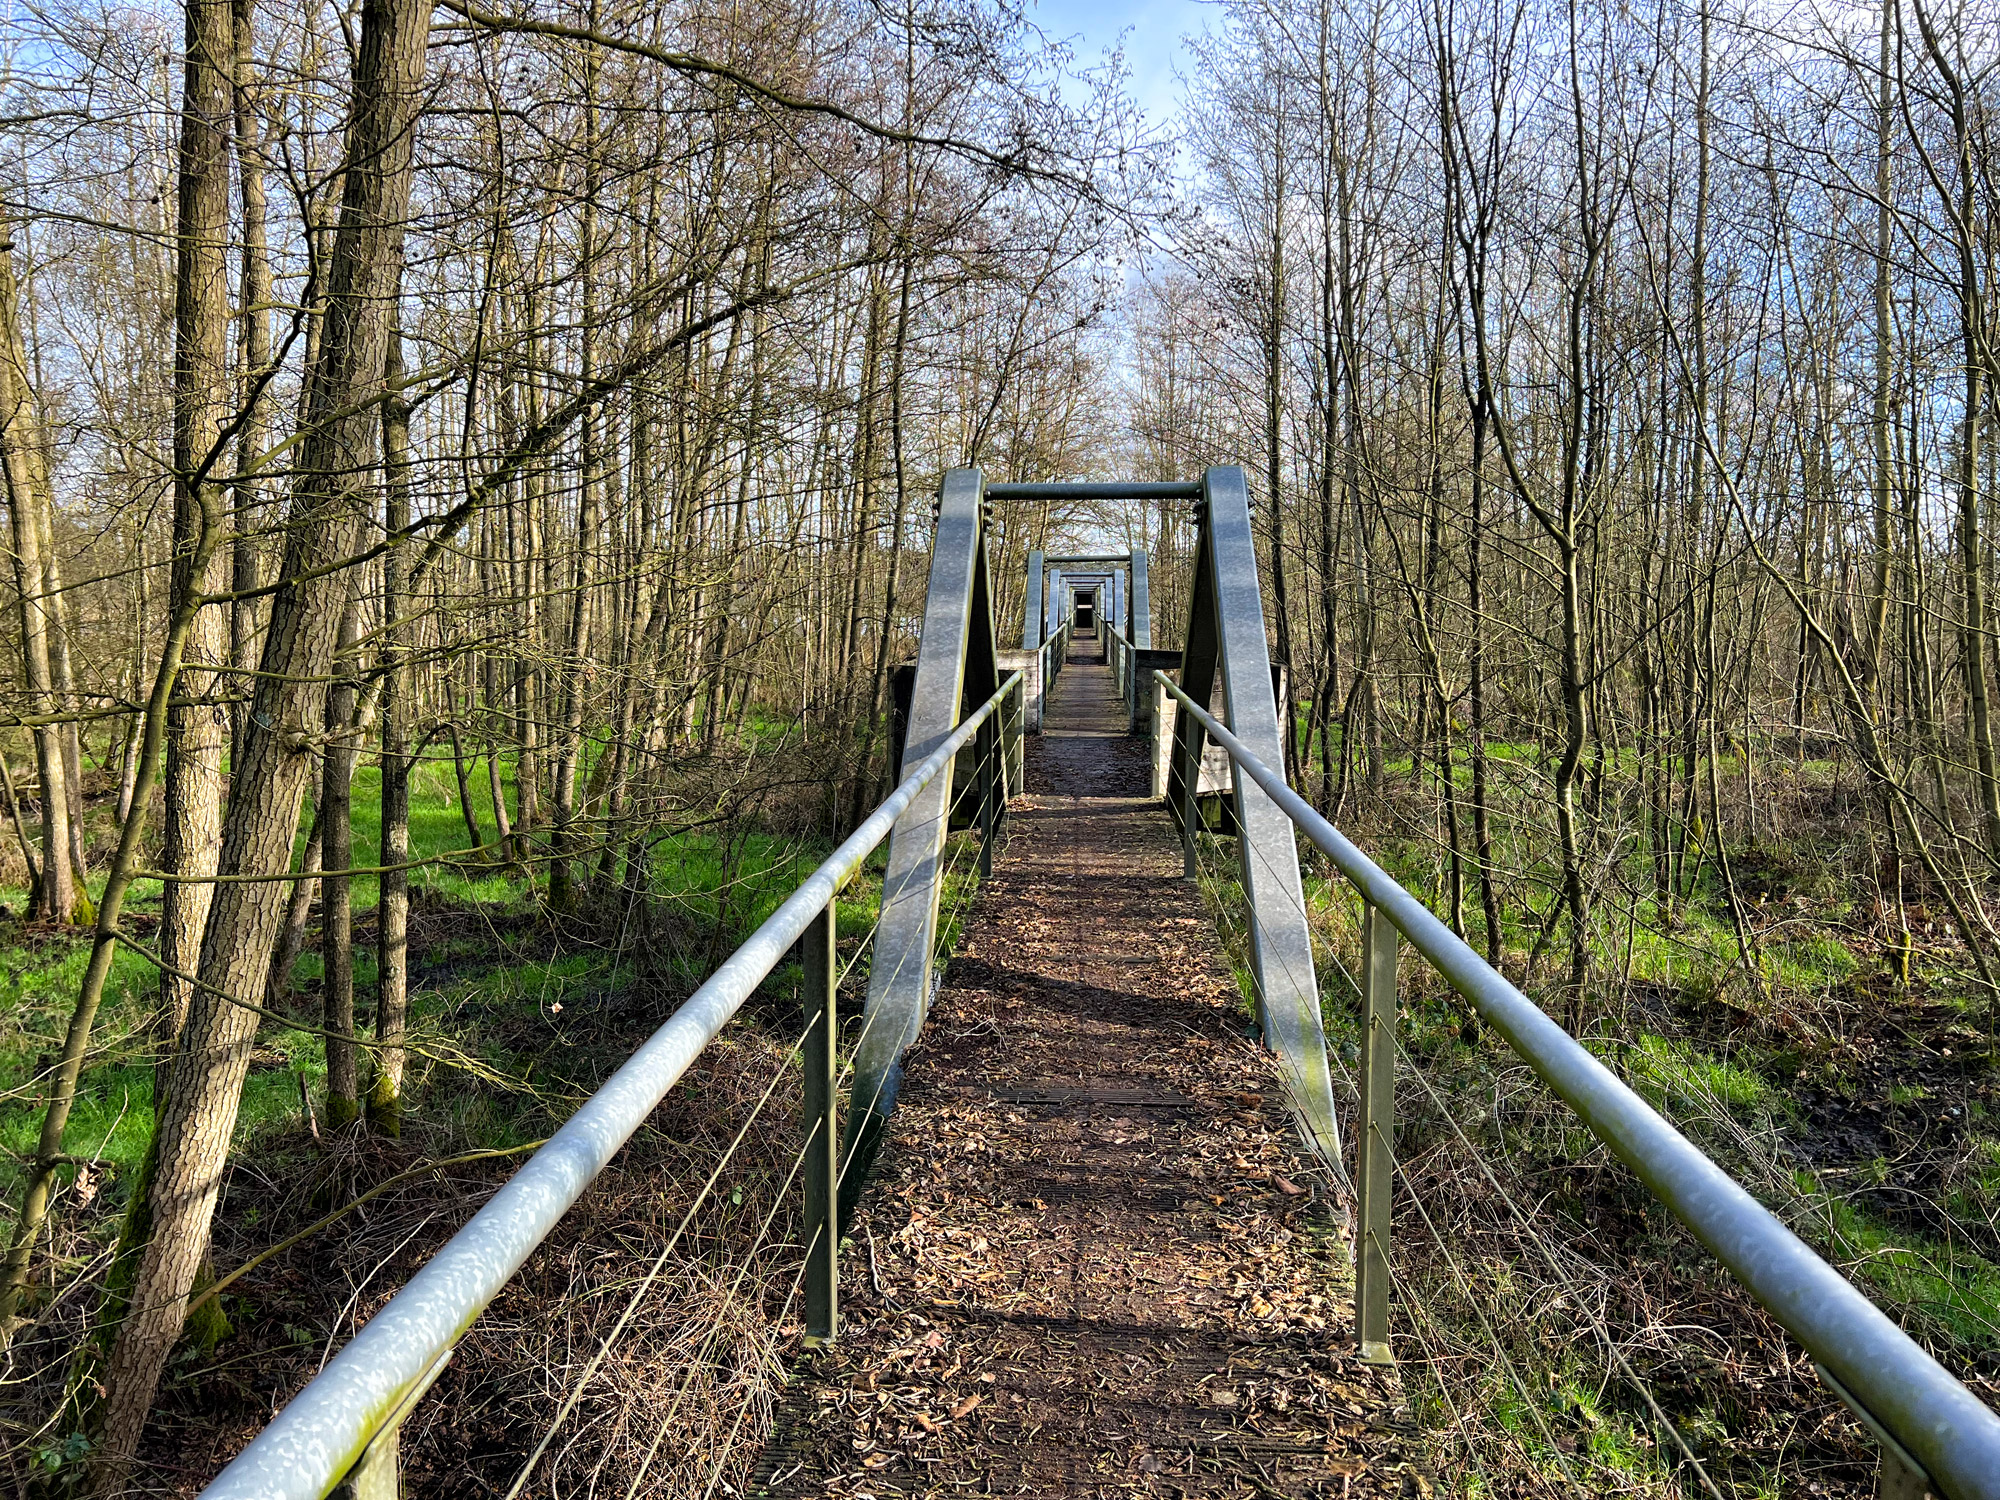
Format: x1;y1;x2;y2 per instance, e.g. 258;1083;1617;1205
1356;904;1397;1365
1023;549;1044;650
1047;567;1064;643
843;469;998;1219
1130;549;1152;648
1187;467;1343;1172
1112;569;1125;641
803;899;838;1344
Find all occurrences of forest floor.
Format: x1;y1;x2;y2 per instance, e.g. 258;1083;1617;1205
753;642;1415;1497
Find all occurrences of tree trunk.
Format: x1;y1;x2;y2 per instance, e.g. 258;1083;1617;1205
0;237;74;926
85;0;432;1473
266;809;322;1011
158;0;237;1045
321;590;362;1128
371;317;411;1136
230;0;275;762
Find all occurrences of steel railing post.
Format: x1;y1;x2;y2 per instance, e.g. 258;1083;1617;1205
1180;750;1200;881
977;715;996;877
1002;680;1024;799
328;1349;450;1500
329;1431;396;1500
803;898;839;1344
1879;1452;1931;1500
1818;1364;1936;1500
1356;903;1397;1365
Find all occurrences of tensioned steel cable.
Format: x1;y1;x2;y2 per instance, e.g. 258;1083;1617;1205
1390;1023;1724;1496
1178;815;1568;1485
1188;821;1600;1487
1232;816;1720;1472
693;1216;820;1500
1189;811;1715;1491
644;730;1017;1496
618;1107;823;1500
497;993;834;1500
503;728;1010;1495
506;860;934;1498
1384;1246;1548;1498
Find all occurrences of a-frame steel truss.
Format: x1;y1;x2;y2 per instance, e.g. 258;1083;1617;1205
843;465;1342;1219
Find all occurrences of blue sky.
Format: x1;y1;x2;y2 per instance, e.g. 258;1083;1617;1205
1030;0;1208;131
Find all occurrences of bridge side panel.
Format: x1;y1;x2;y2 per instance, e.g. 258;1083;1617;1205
1131;550;1151;648
843;468;995;1219
1198;468;1344;1176
1023;549;1043;650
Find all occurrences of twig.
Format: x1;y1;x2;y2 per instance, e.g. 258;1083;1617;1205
184;1141;544;1322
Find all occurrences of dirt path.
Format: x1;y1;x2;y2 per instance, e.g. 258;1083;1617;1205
755;640;1413;1497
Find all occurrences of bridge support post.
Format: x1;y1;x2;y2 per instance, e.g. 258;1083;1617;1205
842;469;1000;1219
1356;904;1397;1365
1169;468;1344;1176
1023;549;1044;649
804;898;839;1344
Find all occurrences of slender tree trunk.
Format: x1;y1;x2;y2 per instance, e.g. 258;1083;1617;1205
230;0;275;761
0;239;74;926
321;588;362;1128
266;810;322;1010
549;45;600;909
158;0;237;1045
371;318;411;1136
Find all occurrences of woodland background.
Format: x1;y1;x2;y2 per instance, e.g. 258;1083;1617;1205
0;0;1996;1495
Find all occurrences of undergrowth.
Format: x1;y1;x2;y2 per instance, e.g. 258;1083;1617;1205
1183;802;2000;1500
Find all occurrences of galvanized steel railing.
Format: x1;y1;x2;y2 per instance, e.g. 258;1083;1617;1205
198;672;1025;1500
1154;669;2000;1500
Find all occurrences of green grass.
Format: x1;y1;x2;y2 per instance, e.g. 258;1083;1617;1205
1796;1173;2000;1351
0;928;328;1210
0;747;881;1225
1626;1033;1772;1114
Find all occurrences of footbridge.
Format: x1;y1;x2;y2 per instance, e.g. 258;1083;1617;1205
197;470;2000;1499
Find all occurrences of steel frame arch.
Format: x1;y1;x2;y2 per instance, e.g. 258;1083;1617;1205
1166;467;1343;1175
841;468;1004;1219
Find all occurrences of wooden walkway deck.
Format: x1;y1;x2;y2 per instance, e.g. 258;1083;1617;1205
756;636;1412;1497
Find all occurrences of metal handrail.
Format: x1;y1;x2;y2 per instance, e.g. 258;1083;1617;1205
201;673;1025;1500
1154;670;2000;1500
1040;619;1073;686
